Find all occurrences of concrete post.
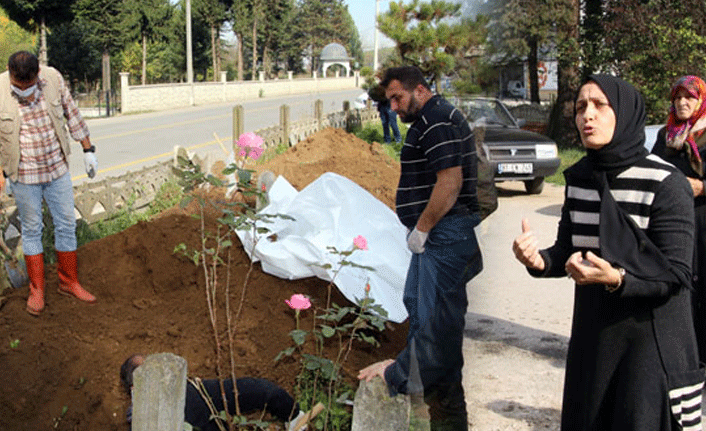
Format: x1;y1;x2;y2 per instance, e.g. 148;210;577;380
120;73;130;114
259;71;265;82
287;71;293;80
313;71;317;80
280;104;290;147
352;379;413;431
315;99;323;130
132;353;187;431
335;70;340;78
233;105;244;150
220;71;227;83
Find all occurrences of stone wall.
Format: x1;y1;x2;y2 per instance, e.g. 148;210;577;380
120;72;361;113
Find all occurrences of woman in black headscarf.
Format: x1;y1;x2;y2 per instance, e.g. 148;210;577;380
513;75;703;430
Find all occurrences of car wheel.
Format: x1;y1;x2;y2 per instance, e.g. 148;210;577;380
524;177;544;194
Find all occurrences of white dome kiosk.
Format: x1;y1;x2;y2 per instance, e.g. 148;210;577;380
320;43;352;77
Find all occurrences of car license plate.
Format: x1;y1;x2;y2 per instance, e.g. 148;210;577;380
498;163;533;174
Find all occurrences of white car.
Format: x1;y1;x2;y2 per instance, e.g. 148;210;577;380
644;125;662;152
351;92;371;110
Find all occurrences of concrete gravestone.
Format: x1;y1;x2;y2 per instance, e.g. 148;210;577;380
132;353;188;431
352;378;412;431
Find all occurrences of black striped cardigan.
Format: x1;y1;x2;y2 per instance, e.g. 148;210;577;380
534;154;703;430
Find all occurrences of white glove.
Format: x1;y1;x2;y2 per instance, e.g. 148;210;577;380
407;227;428;254
84;152;98;178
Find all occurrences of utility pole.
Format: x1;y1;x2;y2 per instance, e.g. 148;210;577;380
373;0;380;72
186;0;194;105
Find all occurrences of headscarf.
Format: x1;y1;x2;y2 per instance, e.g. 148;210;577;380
582;74;648;171
574;75;685;288
665;75;706;169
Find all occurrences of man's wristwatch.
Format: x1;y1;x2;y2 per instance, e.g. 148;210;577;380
605;267;626;293
83;145;96;153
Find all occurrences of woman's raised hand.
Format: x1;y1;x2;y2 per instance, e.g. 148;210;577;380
512;218;546;271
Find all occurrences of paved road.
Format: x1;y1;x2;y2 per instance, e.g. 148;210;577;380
69;88;363;184
463;181;572;430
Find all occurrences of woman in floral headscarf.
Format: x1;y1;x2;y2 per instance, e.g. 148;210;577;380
651;75;706;362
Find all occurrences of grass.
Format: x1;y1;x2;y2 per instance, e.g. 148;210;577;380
546;147;586;186
354;121;407;161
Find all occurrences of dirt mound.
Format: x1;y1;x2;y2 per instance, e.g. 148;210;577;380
0;128;406;431
254;128;400;209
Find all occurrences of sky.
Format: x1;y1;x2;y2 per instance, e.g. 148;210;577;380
345;0;396;51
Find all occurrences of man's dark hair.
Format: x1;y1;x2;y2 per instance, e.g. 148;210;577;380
120;354;143;396
380;66;430;91
8;51;39;83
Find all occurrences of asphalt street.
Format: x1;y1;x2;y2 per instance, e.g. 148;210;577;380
462;181;572;430
70;88;363;184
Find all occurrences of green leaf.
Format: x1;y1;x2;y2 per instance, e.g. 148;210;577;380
290;329;307;346
179;195;194;209
274;346;296;362
321;325;335;338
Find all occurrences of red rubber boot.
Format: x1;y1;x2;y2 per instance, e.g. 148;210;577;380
25;253;45;316
56;251;96;304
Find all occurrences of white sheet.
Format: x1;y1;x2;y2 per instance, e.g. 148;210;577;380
236;172;410;323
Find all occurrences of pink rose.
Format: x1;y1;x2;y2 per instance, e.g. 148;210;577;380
285;294;311;310
236;133;264;160
237;132;264;149
353;235;368;251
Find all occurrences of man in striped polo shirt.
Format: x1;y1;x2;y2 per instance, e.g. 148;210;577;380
0;51;99;316
358;66;482;431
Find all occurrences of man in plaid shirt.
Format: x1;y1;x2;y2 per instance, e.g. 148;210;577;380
0;51;99;316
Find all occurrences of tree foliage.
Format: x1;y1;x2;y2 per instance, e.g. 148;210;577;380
1;0;366;92
499;0;575;103
292;0;359;74
122;0;173;84
377;0;461;88
0;0;73;31
46;20;102;87
377;0;489;91
0;0;75;64
193;0;232;81
599;0;706;123
0;7;36;66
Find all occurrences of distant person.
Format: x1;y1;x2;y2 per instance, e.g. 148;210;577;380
377;99;402;144
0;51;98;316
120;354;322;431
513;74;703;430
358;66;482;431
651;75;706;363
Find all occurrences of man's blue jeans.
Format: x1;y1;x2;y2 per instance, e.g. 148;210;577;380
389;214;483;430
12;172;77;256
403;214;482;341
380;107;401;143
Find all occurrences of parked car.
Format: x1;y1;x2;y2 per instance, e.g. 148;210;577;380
351;92;372;110
454;97;560;194
644;124;662;152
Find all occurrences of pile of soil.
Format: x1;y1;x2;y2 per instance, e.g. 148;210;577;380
0;128;406;431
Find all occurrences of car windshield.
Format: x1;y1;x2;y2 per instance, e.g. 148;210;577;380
456;99;517;127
